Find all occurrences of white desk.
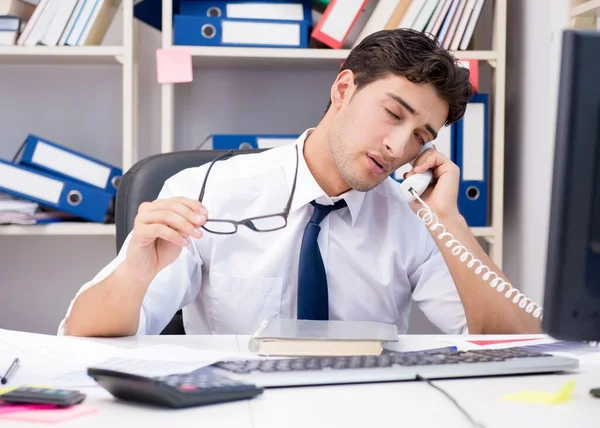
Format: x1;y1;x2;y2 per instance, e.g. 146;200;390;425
3;335;600;428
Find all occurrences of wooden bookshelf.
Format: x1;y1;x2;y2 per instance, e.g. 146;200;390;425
571;0;600;17
0;223;115;236
0;46;125;65
0;0;137;236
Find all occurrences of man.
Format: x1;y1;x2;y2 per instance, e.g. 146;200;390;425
60;29;541;337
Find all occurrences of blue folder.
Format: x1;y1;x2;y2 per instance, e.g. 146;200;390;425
455;93;489;227
180;1;312;22
174;14;309;48
134;0;184;31
211;134;299;149
0;159;113;223
18;135;122;195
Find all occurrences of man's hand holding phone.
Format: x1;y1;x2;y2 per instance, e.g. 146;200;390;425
404;145;461;221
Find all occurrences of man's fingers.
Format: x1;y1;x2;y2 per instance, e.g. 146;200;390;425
139;199;208;227
144;224;190;247
138;210;204;239
412;149;440;173
145;197;207;216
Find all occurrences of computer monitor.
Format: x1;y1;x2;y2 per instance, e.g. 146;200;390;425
543;29;600;342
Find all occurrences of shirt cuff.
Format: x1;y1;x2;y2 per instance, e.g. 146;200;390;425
136;307;148;335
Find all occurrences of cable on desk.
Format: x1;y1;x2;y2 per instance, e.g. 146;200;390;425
415;374;486;428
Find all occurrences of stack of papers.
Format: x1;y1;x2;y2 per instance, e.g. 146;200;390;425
0;329;238;389
0;194;38;224
437;334;600;367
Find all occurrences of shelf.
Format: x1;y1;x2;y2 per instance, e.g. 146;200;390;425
169;46;497;69
0;223;116;236
571;0;600;17
0;46;125;65
471;227;495;238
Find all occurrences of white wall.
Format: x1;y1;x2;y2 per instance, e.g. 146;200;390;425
503;0;570;307
0;2;572;335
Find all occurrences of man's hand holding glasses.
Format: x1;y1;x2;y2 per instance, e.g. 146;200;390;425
124;196;209;283
121;145;297;284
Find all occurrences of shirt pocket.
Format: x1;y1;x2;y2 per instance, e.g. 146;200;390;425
205;271;283;334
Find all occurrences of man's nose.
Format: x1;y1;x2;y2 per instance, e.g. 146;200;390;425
383;129;412;157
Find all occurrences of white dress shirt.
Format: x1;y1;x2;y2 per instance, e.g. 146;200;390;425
58;129;467;336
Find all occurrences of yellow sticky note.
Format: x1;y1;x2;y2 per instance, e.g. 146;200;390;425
156;48;193;84
0;385;51;396
500;379;575;404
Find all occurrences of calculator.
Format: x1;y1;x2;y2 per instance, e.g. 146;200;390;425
0;387;86;407
87;367;264;409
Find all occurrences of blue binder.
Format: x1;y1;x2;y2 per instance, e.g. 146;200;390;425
392;123;457;182
0;159;113;223
134;0;184;31
455;93;489;227
211;134;298;149
180;1;312;22
174;15;309;48
18;135;122;195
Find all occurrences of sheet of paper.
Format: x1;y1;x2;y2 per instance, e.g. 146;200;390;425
0;329;240;388
437;334;554;351
56;345;240;385
156;48;193;84
0;329;123;386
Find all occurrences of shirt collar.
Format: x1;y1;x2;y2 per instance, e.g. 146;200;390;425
285;129;366;227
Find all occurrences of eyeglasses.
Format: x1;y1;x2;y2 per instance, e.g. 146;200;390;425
198;145;299;234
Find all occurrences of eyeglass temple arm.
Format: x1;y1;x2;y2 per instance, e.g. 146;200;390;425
283;145;299;215
198;150;235;201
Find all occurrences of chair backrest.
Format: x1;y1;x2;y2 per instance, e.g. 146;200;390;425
115;149;260;253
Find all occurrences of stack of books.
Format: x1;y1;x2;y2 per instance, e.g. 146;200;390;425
133;0;485;52
0;0;35;45
312;0;486;51
1;0;121;47
0;135;122;225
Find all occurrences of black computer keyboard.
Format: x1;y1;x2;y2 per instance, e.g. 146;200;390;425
211;348;551;374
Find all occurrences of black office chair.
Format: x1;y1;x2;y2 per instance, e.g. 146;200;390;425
114;148;262;335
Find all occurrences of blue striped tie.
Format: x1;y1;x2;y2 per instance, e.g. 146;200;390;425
297;199;347;320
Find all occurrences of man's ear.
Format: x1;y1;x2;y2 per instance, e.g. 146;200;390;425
330;69;355;110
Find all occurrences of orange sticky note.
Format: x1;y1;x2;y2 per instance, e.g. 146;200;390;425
156;48;193;84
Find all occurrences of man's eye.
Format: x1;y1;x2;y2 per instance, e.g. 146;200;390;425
386;109;400;120
415;133;426;145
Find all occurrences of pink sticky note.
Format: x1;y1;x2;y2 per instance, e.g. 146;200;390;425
0;405;98;424
156;48;193;84
0;404;57;414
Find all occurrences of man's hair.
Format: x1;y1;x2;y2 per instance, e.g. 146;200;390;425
331;28;475;125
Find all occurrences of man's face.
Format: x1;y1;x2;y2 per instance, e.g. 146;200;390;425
328;73;450;192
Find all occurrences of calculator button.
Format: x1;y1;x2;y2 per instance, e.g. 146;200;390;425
178;384;198;392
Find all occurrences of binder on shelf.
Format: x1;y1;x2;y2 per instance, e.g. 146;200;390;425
311;0;376;49
174;15;309;48
210;134;299;150
18;135;122;196
0;160;113;224
180;1;312;23
134;0;184;31
392;123;456;182
457;59;479;92
455;92;489;227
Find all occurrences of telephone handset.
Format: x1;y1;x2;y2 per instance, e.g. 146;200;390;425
399;146;544;320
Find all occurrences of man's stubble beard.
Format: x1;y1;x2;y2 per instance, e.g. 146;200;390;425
328;114;380;193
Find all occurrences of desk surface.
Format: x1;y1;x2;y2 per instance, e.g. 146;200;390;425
3;334;600;428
